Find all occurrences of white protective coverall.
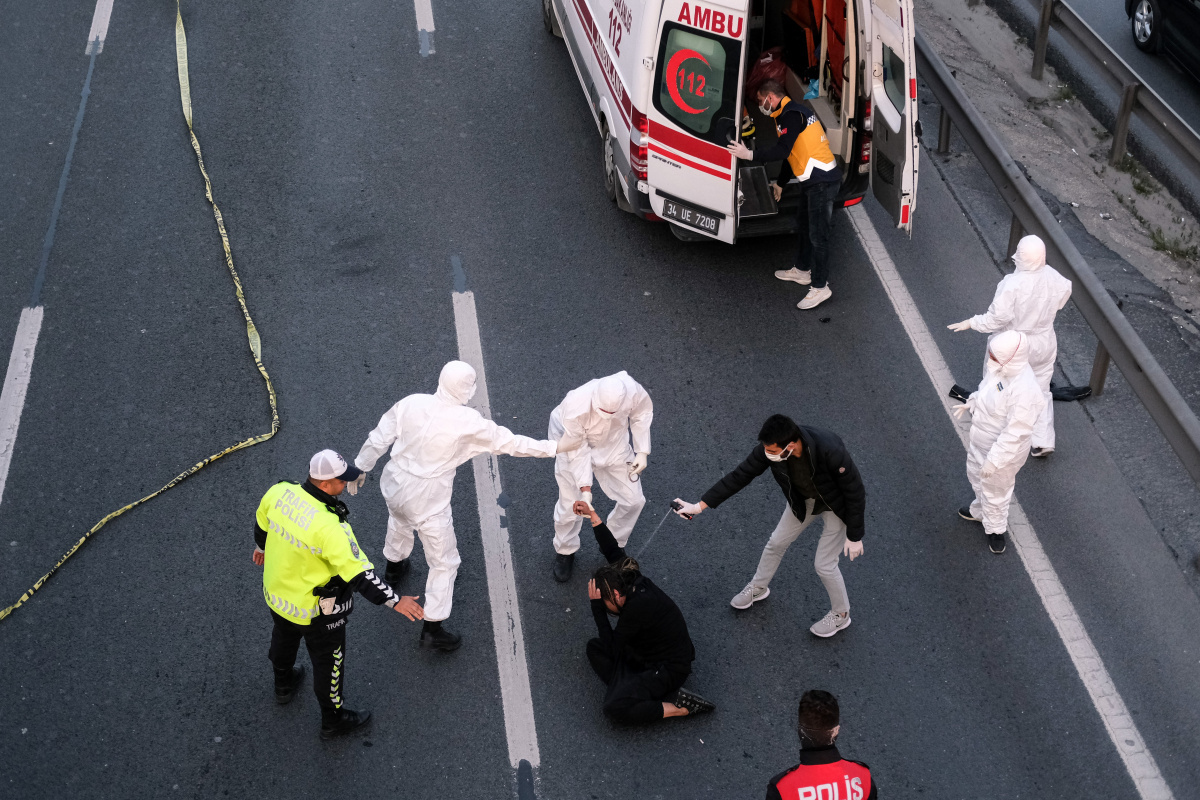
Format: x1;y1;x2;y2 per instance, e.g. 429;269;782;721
549;372;652;555
968;235;1072;450
355;361;557;621
964;331;1047;535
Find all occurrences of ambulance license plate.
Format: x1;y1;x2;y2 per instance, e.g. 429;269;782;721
661;197;721;235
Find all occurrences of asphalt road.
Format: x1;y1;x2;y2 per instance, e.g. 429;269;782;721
1066;0;1200;133
2;1;1200;799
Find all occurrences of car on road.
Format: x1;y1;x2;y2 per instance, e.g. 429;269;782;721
543;0;921;243
1128;0;1200;80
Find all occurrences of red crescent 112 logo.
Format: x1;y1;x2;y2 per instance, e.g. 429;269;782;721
666;48;709;114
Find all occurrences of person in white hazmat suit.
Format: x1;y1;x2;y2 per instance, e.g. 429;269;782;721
352;361;563;651
953;331;1047;554
549;372;653;582
948;235;1071;457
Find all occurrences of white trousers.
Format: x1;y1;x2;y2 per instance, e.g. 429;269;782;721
552;458;646;555
749;501;850;615
966;438;1029;535
381;500;460;623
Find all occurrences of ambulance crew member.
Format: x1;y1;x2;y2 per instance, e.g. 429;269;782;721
948;234;1071;458
548;372;652;582
765;690;877;800
252;449;424;740
580;502;715;723
727;79;843;311
674;414;866;639
953;331;1045;555
354;361;565;652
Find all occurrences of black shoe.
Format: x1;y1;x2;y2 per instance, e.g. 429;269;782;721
958;506;982;522
273;665;305;705
671;687;715;716
552;553;574;583
988;532;1007;554
1030;447;1053;458
319;707;372;740
384;558;410;588
948;383;972;403
420;622;462;652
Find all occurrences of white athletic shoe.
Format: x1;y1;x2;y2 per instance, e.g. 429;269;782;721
730;583;770;610
810;610;851;638
775;267;812;285
798;285;833;310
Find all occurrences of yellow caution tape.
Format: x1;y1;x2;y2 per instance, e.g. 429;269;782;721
0;1;279;622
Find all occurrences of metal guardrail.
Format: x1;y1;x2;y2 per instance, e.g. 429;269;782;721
1030;0;1200;174
916;29;1200;488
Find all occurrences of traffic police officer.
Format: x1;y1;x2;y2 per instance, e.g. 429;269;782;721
765;690;878;800
252;449;424;740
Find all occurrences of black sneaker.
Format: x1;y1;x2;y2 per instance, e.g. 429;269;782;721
672;687;715;716
384;558;410;588
958;506;982;522
320;707;371;740
988;532;1007;554
552;553;574;583
1030;447;1053;458
420;623;462;652
274;665;305;705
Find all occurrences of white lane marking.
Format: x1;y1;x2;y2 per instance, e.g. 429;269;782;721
0;307;44;508
413;0;435;56
452;289;541;769
848;205;1174;800
85;0;115;54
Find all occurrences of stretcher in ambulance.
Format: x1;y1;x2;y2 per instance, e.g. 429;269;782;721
543;0;920;243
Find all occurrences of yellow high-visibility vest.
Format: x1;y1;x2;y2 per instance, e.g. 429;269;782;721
771;97;837;181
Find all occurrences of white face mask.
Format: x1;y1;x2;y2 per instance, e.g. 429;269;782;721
758;100;774;115
764;444;792;462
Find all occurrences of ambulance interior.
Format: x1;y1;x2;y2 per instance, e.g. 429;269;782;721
743;0;860;178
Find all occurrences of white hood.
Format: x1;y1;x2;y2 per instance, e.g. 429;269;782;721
987;330;1030;379
1012;235;1046;273
436;360;477;405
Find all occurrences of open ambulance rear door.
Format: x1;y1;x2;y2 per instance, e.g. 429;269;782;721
867;0;919;232
646;0;748;243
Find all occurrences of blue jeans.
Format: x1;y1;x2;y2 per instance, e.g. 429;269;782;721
795;179;839;289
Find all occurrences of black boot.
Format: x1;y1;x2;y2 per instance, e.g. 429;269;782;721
384;558;410;588
552;553;574;583
273;665;305;705
420;620;462;652
320;707;372;740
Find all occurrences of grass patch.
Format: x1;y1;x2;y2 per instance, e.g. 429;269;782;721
1151;227;1199;260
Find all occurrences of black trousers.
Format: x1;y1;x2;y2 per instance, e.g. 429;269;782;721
268;610;348;711
586;638;688;724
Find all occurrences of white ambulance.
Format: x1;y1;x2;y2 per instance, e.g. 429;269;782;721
542;0;920;243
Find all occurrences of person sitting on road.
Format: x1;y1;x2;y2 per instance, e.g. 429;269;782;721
577;501;714;723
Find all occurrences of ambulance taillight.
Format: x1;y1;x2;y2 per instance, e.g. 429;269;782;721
631;108;649;180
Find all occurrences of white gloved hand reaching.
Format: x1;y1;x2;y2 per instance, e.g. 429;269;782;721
347;473;367;496
580;489;593;506
951;403;972;420
947;320;973;332
629;453;648;479
673;499;703;518
980;460;999;480
727;141;753;160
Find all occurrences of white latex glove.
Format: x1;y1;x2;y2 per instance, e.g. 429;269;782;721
980;460;999;480
629;453;648;478
951;403;971;420
346;473;367;496
673;499;703;518
947;320;973;332
727;141;752;160
843;540;864;560
580;489;593;506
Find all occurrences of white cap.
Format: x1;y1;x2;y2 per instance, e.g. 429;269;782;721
309;449;362;482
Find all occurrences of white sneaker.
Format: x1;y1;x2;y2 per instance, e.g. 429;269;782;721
798;285;833;310
730;583;770;610
775;267;812;285
809;610;851;638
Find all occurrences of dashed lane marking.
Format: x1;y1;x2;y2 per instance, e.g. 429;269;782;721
848;204;1174;800
414;0;435;56
451;257;541;771
0;309;44;510
86;0;114;54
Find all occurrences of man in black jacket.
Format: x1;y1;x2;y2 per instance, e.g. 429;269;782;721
674;415;866;638
577;501;715;723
